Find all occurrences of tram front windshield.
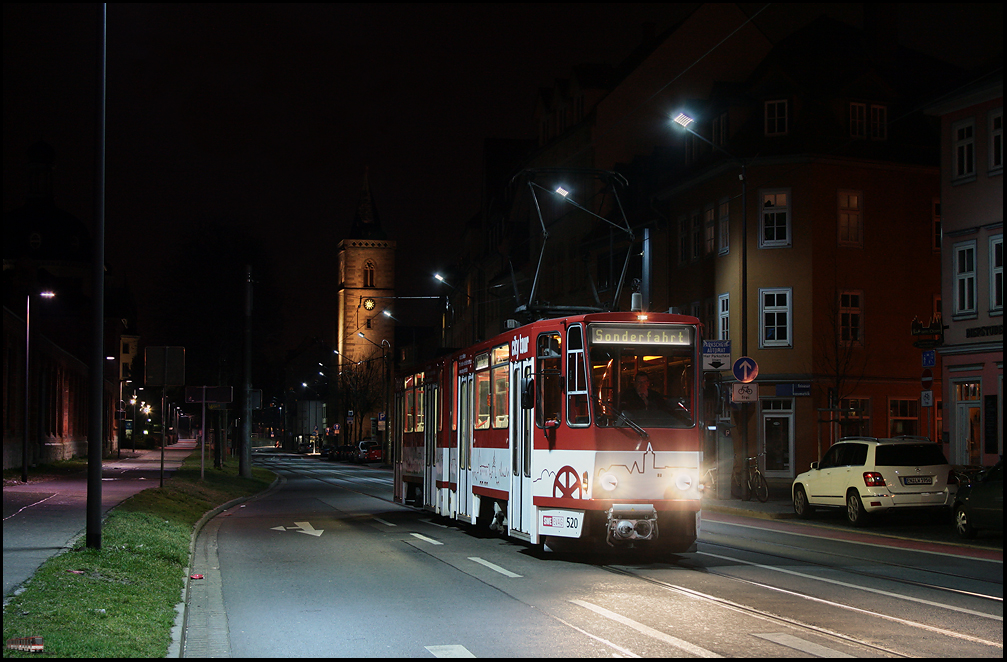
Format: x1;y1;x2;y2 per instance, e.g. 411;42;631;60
589;325;695;429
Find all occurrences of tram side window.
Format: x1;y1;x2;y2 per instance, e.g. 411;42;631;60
475;352;491;429
567;325;590;426
536;332;562;428
416;385;425;432
404;388;415;433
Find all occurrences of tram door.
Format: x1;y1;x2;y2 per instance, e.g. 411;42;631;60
456;371;473;519
423;382;438;510
509;359;534;535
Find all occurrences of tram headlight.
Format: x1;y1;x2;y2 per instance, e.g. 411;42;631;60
599;472;619;492
675;472;693;492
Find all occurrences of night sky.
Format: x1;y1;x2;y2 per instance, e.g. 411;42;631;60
3;3;1001;390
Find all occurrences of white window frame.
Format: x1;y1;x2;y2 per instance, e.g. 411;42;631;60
677;215;689;265
953;240;977;317
760;287;792;348
717;198;730;255
952;118;975;182
991;233;1003;314
765;99;788;136
888;398;920;437
691;210;702;261
718;293;730;341
759;189;791;248
850;102;866;138
838;189;863;247
990;107;1003;176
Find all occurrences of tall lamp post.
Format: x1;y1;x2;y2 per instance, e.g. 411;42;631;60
673;111;751;499
23;289;56;483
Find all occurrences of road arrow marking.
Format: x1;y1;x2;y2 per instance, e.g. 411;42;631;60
294;521;323;537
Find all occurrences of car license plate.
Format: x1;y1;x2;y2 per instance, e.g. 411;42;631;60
903;476;932;485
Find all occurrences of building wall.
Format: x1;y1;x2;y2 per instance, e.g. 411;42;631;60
933;82;1003;466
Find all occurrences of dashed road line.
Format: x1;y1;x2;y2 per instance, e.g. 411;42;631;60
467;557;522;578
570;599;721;657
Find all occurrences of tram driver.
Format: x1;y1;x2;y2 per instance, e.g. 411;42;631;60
619;372;667;412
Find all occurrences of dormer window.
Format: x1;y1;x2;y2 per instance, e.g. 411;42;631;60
765;99;788;136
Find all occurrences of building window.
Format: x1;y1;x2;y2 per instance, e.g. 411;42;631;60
850;102;866;138
363;260;376;288
953;241;976;317
718;293;730;341
932;199;942;252
870;104;887;140
765;99;788;136
760;288;792;348
760;189;791;248
704;206;715;255
677;215;689;264
952;118;975;181
718;199;730;255
839;397;871;436
889;398;919;437
712;111;728;146
991;234;1003;314
838;190;863;247
839;291;864;345
991;107;1003;175
691;211;702;260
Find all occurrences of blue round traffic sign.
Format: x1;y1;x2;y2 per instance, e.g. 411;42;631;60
733;357;759;383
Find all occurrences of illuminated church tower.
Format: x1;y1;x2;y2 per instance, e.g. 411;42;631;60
336;169;396;368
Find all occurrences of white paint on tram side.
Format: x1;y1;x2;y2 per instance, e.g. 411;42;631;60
753;632;853;657
701;551;1003;621
569;599;721;658
467;557;522;578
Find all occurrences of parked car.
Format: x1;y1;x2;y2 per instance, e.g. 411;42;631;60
952;460;1003;538
335;443;356;462
319;445;335;459
792;436;957;527
356;440;381;463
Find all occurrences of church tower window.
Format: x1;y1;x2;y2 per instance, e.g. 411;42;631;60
363;260;376;288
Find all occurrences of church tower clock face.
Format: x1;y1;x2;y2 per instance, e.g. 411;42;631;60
363;297;376;311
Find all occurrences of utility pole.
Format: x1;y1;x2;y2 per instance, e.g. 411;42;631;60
240;265;252;478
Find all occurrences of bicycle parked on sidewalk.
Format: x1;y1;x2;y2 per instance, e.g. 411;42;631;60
731;452;769;502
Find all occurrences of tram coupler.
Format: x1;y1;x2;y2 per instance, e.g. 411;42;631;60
606;504;658;546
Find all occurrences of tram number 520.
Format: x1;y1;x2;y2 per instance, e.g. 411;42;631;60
540;510;585;538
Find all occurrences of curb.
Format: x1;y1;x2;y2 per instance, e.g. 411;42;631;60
167;474;284;658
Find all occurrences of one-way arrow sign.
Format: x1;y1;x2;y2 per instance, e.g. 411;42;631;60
270;521;324;537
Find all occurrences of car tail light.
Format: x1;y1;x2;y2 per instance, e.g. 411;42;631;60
863;472;886;487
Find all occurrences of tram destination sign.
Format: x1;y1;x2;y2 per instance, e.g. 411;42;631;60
590;325;692;346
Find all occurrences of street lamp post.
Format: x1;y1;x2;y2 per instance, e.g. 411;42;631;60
23;290;55;483
673;111;751;499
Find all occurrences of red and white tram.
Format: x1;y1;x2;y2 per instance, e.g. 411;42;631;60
393;311;706;554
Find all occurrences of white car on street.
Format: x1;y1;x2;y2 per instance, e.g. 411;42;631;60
792;436;957;526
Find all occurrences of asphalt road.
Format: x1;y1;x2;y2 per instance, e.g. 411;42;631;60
181;452;1002;658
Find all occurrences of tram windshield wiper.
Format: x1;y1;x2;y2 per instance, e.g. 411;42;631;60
612;409;649;440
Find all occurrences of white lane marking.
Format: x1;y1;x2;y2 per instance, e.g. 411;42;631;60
467;557;522;578
570;599;721;658
701;551;1002;621
753;632;853;658
708;569;1002;648
410;533;443;545
373;517;396;526
425;644;475;657
549;614;641;658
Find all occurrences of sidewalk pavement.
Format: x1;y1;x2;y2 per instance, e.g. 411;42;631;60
2;438;200;599
700;478;796;520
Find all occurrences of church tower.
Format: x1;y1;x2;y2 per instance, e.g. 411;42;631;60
336;169;396;368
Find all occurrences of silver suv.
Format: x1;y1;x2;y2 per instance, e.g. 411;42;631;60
792;436;957;526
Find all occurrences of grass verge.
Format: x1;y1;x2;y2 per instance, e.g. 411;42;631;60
2;454;274;658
